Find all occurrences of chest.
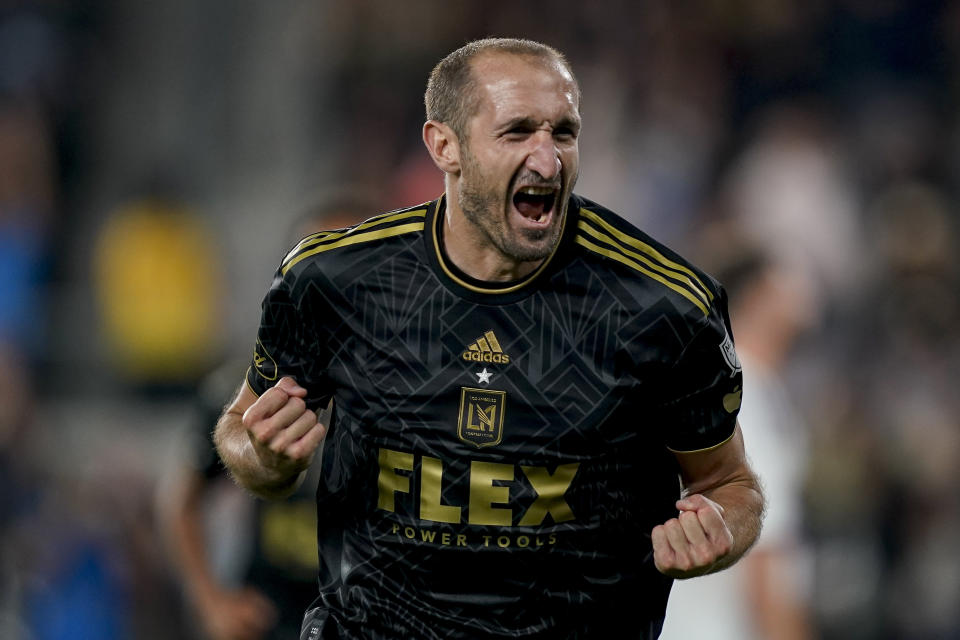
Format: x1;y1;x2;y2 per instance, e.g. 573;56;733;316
323;284;666;461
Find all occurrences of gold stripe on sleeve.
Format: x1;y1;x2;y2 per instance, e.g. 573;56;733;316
281;209;427;270
579;208;713;303
577;220;711;307
575;234;709;316
282;230;339;267
281;221;424;275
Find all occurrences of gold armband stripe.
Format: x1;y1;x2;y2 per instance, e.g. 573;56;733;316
666;427;736;454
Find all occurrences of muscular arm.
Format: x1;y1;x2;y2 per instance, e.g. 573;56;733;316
652;423;765;578
214;376;326;500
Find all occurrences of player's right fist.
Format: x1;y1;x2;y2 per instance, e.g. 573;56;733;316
241;376;325;478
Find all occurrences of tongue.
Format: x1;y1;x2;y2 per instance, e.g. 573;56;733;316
514;193;549;219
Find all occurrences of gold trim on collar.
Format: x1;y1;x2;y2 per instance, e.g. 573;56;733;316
431;195;567;294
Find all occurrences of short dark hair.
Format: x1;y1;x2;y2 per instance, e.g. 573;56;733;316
424;37;579;139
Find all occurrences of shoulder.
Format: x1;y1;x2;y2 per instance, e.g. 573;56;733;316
277;201;430;280
569;194;721;319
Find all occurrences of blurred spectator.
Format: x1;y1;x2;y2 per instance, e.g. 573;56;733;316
720;102;865;300
1;404;191;640
0;99;56;359
93;196;222;387
661;243;820;640
834;180;960;638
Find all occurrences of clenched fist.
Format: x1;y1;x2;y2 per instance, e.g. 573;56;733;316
242;376;326;480
652;494;734;578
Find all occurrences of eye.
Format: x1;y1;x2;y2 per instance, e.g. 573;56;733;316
554;126;577;141
504;125;533;139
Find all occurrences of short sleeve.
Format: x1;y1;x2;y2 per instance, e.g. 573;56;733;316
245;268;332;409
659;288;743;452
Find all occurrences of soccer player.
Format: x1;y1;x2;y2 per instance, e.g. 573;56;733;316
215;38;764;639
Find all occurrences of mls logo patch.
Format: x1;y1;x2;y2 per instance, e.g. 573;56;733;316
253;337;278;381
458;387;506;448
719;330;741;375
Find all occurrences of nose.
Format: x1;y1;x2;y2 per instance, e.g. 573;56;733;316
525;131;561;180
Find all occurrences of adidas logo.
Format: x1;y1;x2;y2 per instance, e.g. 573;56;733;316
462;330;511;364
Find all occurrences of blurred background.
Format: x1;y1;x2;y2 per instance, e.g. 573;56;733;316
1;1;958;638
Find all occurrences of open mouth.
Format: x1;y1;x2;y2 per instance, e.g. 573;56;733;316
512;186;558;224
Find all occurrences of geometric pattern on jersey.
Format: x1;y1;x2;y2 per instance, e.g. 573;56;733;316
247;194;742;639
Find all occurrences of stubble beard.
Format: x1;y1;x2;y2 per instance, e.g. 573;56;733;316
458;150;565;264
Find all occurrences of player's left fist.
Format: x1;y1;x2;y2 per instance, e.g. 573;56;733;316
651;494;733;578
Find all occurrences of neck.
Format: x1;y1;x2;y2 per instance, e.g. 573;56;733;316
441;185;544;282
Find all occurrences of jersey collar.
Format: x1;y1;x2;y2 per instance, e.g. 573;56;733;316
424;194;575;304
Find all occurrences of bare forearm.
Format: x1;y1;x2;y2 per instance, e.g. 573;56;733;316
213;409;305;499
656;425;766;578
699;477;765;571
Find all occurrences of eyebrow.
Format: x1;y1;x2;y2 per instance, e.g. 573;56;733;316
497;117;537;133
497;116;581;133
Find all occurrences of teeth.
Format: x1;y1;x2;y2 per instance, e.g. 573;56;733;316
518;186;555;196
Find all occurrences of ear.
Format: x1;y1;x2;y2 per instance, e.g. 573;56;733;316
422;120;461;174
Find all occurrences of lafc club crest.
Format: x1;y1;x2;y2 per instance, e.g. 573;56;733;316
719;330;741;376
458;387;506;448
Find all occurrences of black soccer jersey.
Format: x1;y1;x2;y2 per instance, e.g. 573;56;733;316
245;194;743;639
